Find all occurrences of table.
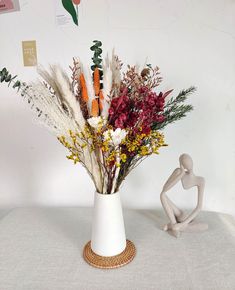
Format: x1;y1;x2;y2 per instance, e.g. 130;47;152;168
0;208;235;290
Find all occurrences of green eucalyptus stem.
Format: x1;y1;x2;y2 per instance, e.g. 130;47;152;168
90;40;103;88
0;67;45;118
0;67;22;91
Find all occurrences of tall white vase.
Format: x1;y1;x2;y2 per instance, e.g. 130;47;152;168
91;191;126;257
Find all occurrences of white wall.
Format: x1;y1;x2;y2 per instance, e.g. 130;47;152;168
0;0;235;216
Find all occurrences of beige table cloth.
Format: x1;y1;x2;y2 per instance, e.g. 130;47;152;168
0;208;234;290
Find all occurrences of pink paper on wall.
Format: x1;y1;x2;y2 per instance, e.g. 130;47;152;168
0;0;13;10
0;0;20;14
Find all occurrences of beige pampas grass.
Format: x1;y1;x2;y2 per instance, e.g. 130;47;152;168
23;81;77;137
37;65;86;130
37;64;103;192
101;54;113;118
111;49;122;93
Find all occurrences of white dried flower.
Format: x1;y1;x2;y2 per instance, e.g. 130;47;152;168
87;116;106;129
103;128;127;146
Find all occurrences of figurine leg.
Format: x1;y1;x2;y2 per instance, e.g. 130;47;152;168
163;222;181;237
165;198;196;224
163;223;181;238
163;223;172;231
182;222;208;232
164;196;186;222
172;230;181;238
176;211;189;223
160;194;177;226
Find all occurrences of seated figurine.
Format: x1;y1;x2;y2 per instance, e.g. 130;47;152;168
160;153;208;238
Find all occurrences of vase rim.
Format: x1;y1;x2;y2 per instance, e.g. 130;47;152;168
95;190;119;195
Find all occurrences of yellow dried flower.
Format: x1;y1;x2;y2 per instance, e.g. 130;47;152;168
120;153;127;162
66;153;80;164
115;162;121;168
140;146;149;156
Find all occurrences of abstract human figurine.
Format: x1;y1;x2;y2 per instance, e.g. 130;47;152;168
160;153;208;238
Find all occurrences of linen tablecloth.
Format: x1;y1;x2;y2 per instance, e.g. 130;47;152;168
0;208;234;290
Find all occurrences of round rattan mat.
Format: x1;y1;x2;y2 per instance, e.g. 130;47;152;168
83;240;136;269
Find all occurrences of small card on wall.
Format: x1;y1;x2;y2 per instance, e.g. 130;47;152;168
0;0;20;14
22;40;38;67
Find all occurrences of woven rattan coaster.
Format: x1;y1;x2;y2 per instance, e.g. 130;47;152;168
83;240;136;269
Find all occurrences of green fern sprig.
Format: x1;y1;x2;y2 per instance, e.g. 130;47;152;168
165;86;196;108
152;86;195;130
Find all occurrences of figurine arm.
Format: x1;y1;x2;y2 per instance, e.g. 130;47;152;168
173;178;205;230
161;167;185;194
160;168;186;225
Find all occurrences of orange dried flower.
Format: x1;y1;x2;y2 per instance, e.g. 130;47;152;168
99;101;103;111
99;91;104;111
93;67;100;96
99;90;104;100
91;99;99;117
80;73;88;102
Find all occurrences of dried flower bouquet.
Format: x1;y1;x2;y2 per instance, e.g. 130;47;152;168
0;40;195;194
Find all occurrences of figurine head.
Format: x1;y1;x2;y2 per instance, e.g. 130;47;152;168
179;153;193;172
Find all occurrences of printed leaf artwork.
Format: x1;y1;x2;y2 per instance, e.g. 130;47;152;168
62;0;80;26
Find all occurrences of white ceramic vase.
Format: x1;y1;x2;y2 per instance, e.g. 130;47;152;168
91;191;126;257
